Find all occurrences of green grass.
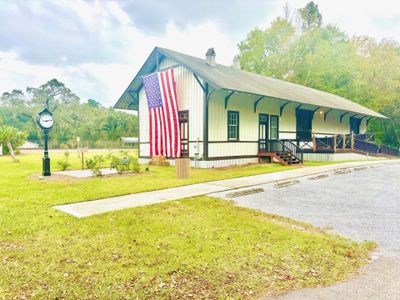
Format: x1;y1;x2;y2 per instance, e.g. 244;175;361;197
2;151;361;206
0;151;296;206
0;152;375;298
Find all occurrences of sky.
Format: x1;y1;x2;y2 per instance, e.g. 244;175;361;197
0;0;399;107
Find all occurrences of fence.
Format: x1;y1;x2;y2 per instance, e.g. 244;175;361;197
22;139;138;150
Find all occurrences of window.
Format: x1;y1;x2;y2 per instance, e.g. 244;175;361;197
227;111;239;141
270;115;279;139
259;114;269;152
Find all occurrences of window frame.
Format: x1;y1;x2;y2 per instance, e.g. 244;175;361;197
179;110;189;157
258;113;269;140
227;110;240;141
270;115;279;140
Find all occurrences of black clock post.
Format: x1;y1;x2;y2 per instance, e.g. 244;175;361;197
37;108;54;176
42;129;51;176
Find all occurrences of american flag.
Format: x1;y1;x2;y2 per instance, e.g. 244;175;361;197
143;68;181;157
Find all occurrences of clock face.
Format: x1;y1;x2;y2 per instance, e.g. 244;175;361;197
39;114;54;129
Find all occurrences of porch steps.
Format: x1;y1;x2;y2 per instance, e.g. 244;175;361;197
258;152;302;166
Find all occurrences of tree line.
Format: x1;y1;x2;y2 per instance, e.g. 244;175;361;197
239;1;400;146
1;1;398;153
0;79;138;151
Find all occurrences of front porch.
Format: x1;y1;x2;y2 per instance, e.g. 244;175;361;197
258;133;400;166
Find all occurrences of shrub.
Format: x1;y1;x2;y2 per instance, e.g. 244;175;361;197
129;156;140;173
57;151;71;171
85;155;105;176
107;151;140;174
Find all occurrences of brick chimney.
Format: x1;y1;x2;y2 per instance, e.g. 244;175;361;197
232;55;241;70
205;48;216;67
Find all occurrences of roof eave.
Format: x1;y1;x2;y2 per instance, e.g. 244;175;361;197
218;87;387;119
114;47;160;110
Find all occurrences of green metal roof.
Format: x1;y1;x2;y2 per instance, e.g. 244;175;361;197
115;47;386;119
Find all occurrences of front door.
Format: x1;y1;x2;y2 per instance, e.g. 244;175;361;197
179;110;189;157
258;114;269;152
296;108;313;140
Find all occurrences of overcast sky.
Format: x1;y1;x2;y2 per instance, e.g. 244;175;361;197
0;0;399;107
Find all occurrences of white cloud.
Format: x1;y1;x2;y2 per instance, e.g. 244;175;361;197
0;19;238;107
0;0;399;108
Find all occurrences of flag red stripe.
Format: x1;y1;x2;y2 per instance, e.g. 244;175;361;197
159;72;173;157
146;68;181;158
156;108;162;155
160;73;171;157
165;69;180;157
170;69;181;157
153;108;158;155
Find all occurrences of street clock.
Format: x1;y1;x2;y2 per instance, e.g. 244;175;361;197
37;108;54;176
37;108;54;130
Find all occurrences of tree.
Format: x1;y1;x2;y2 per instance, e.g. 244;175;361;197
87;99;101;108
27;79;80;112
298;1;322;31
1;79;138;148
0;90;26;108
0;125;27;162
238;18;295;77
239;3;400;147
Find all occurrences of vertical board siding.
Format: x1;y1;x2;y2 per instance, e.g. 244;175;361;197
208;143;258;157
360;118;367;133
159;57;177;69
139;56;366;162
173;65;204;158
139;56;204;158
138;157;259;168
138;87;150;157
207;91;364;158
303;153;379;161
313;110;351;136
208;91;295;157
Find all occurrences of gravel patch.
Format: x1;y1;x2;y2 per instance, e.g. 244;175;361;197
215;161;400;299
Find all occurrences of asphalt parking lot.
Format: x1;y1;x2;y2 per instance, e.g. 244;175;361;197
213;161;400;299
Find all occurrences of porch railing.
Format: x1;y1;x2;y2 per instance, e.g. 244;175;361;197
380;144;399;157
288;133;399;157
354;139;380;154
260;139;304;164
280;139;304;164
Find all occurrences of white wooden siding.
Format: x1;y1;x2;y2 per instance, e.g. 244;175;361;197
207;91;359;158
303;152;379;161
139;56;204;158
313;110;350;136
159;57;177;69
139;157;259;168
139;57;365;161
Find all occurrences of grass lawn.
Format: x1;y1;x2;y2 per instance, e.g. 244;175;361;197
2;151;361;205
0;152;375;298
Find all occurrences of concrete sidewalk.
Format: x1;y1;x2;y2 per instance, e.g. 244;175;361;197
54;160;396;218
